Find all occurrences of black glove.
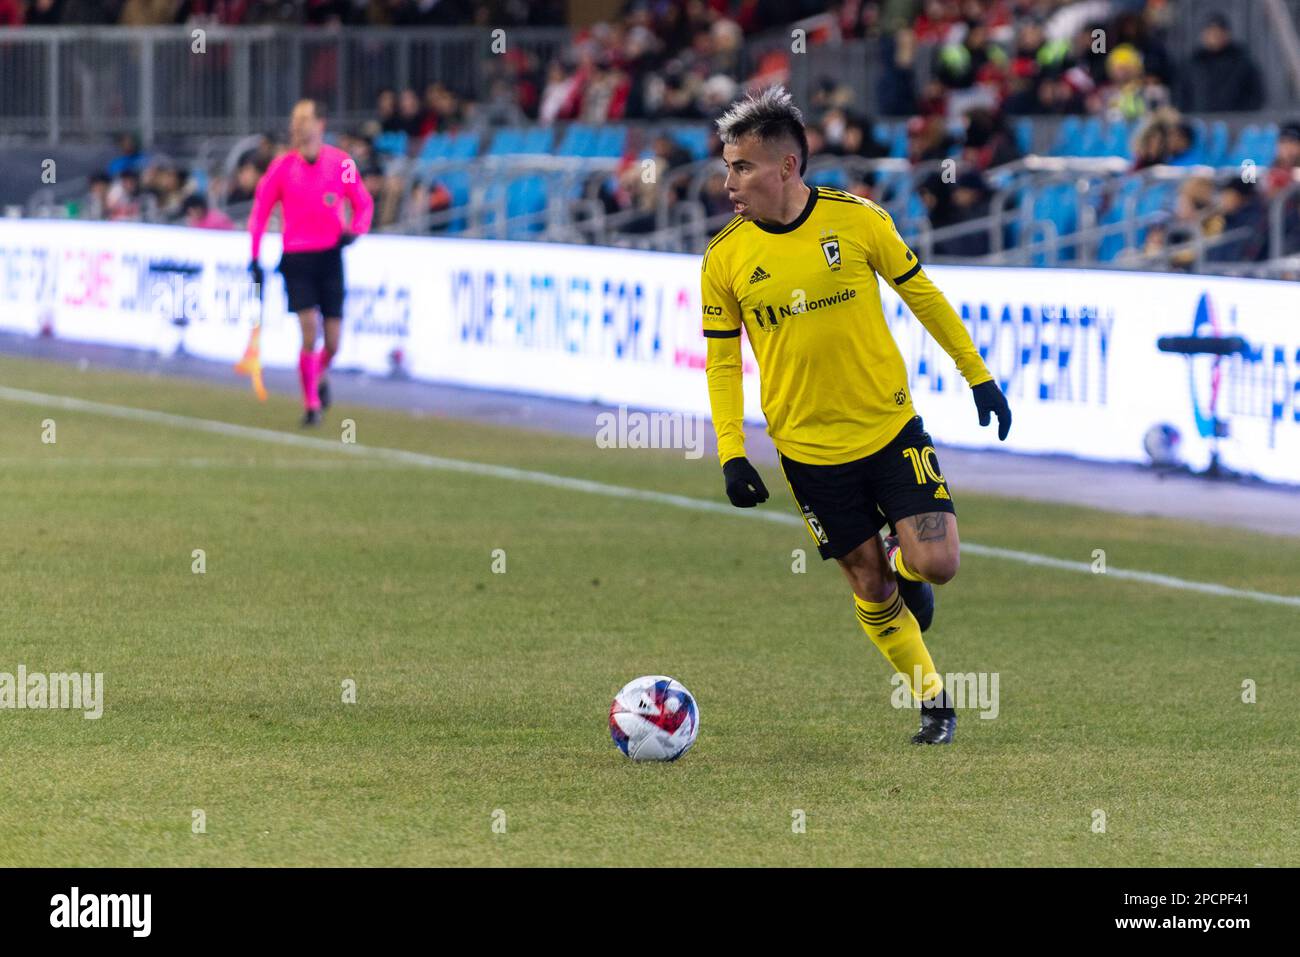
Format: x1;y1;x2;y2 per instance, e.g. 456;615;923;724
722;456;769;508
972;379;1012;440
249;259;264;287
337;231;357;248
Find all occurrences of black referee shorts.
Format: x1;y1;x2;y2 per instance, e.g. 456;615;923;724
278;247;345;317
778;416;956;561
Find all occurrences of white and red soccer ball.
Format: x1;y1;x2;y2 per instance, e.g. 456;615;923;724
609;675;699;762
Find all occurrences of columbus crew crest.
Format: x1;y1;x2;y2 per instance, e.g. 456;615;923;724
819;229;841;271
802;505;829;544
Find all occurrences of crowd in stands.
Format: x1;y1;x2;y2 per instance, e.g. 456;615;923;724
57;1;1300;266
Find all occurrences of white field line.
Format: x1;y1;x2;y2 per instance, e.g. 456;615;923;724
0;456;415;470
1;383;1296;610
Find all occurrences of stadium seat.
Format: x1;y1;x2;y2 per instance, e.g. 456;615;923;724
1096;176;1142;261
1079;116;1104;156
887;122;908;159
670;126;710;160
1013;117;1034;155
557;124;597;156
488;127;548;156
374;131;408;158
807;168;848;189
1200;121;1223;166
593;126;628;158
449;131;481;159
1102;120;1132;159
418;133;451;161
1050;116;1082;156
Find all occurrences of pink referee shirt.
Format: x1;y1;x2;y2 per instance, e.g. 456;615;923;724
249;143;374;259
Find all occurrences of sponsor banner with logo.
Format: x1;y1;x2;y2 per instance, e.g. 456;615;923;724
1;221;1296;484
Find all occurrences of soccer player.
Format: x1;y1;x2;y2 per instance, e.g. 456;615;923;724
249;99;374;426
702;87;1011;745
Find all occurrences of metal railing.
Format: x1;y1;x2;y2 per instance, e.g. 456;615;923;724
0;26;571;144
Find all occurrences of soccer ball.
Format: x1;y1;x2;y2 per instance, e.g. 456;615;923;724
608;675;699;762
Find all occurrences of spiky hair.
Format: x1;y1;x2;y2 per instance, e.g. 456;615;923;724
715;86;809;175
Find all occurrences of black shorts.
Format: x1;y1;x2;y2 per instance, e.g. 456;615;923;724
778;416;955;561
278;247;345;317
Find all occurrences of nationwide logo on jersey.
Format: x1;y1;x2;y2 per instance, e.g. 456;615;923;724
819;230;841;271
748;265;771;284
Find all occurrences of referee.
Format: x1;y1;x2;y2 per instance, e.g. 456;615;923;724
249;99;374;426
702;87;1011;745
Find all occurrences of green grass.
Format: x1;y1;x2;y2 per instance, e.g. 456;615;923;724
0;353;1297;867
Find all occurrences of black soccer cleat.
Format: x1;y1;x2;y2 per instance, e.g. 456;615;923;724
883;534;935;632
301;409;321;428
911;691;957;745
318;378;332;411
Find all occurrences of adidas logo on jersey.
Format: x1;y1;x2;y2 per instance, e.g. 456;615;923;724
748;266;771;284
934;485;950;500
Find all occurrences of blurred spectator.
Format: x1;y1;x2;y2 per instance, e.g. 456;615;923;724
1132;119;1169;170
182;194;234;229
26;0;65;24
919;168;992;257
0;0;23;25
396;88;431;138
225;160;261;206
1097;44;1169;122
1177;12;1263;113
1205;180;1267;262
81;172;112;220
107;132;149;178
538;61;581;124
961;108;1021;170
144;161;192;222
907;115;956;164
877;28;920;116
106;170;143;221
376;89;403;133
119;0;177;25
1265;122;1300;196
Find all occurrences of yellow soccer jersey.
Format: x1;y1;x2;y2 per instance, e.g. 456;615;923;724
702;185;992;466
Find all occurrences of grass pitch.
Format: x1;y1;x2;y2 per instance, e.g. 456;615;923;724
0;353;1297;867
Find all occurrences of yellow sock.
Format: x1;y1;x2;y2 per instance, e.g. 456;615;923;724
892;547;927;583
854;591;943;701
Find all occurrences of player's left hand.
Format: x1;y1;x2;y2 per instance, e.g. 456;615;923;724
337;231;357;248
972;379;1011;440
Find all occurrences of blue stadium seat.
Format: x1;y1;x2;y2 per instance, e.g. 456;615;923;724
1096;177;1142;261
1031;183;1078;262
1102;120;1132;159
451;131;480;159
1014;117;1034;155
887;122;908;159
1079;116;1105;156
807;168;847;188
480;174;549;238
1205;121;1230;166
418;133;452;161
593;126;628;158
1050;116;1082;156
374;131;408;158
671;126;710;160
557;124;597;156
1229;124;1261;166
487;127;548;156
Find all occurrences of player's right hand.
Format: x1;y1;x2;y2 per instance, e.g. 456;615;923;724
722;456;769;508
249;259;264;287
